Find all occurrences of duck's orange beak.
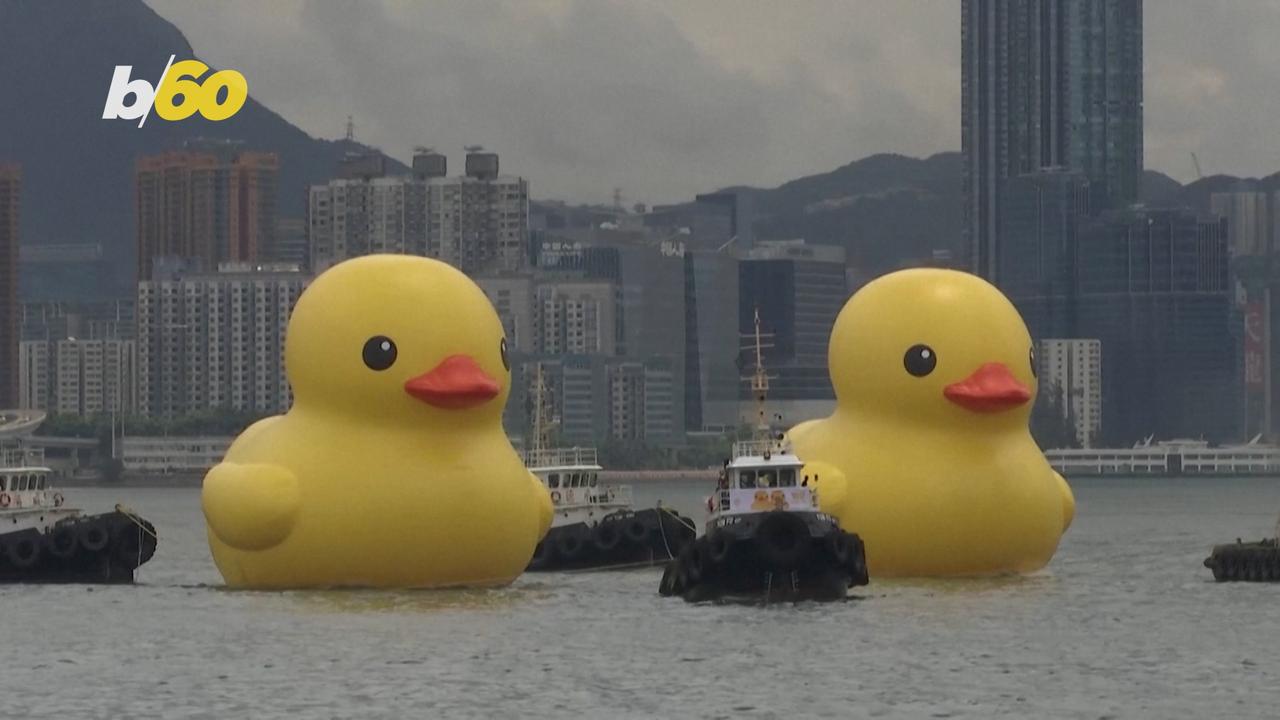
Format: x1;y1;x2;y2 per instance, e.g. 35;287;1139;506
943;362;1031;413
404;355;500;410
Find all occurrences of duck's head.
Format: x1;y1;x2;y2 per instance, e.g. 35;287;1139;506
285;255;510;426
829;269;1037;429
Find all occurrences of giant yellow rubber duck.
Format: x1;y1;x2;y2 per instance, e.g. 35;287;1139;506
202;255;553;589
789;268;1074;577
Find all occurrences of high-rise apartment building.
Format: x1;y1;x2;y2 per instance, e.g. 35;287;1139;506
0;163;18;408
308;149;528;275
19;338;137;417
534;280;616;356
136;263;306;418
963;0;1143;281
136;146;278;281
1036;338;1102;447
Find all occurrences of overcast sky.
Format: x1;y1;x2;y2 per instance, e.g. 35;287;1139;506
147;0;1280;206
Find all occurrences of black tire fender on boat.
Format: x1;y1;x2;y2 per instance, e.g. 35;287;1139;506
8;534;41;569
78;521;109;553
592;522;622;553
46;525;78;560
658;562;680;596
755;513;809;571
556;529;586;560
826;531;853;565
623;517;649;544
706;531;733;565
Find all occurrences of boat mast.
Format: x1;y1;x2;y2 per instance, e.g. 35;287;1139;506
532;363;545;454
750;308;770;441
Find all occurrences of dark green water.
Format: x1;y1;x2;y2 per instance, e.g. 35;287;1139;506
4;477;1279;719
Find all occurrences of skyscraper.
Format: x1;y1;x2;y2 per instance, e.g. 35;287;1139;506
963;0;1143;281
136;263;306;418
0;164;19;408
308;149;529;275
135;146;278;281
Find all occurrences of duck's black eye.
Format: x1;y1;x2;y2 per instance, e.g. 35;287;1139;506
1029;347;1037;378
500;337;510;371
362;336;397;371
903;344;937;377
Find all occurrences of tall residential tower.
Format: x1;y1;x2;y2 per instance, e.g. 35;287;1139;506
962;0;1143;281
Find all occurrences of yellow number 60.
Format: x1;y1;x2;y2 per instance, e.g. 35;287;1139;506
154;60;248;123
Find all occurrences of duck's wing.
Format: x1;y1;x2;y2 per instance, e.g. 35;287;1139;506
802;460;848;513
202;462;301;551
1055;471;1075;532
529;471;553;541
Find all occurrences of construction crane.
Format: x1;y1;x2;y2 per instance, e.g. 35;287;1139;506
1191;152;1203;179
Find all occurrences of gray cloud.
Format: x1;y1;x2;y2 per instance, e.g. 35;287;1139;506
146;0;1272;204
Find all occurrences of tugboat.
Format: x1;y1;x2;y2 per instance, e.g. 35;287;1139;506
658;310;869;602
0;448;157;583
1204;516;1280;582
523;365;695;571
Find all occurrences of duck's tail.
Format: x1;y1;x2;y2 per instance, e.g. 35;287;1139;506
1055;471;1075;532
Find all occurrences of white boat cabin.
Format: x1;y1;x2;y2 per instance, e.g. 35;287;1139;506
525;447;633;527
0;463;79;532
709;440;819;523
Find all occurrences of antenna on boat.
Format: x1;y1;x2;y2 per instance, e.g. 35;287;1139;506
532;363;545;454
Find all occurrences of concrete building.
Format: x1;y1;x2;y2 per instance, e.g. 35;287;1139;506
136;263;307;418
534;280;617;356
19;338;137;417
512;355;682;446
1211;190;1279;258
1037;338;1102;447
476;275;536;353
17;243;114;302
308;149;529;275
0;163;18;408
963;0;1143;281
136;145;278;281
268;217;309;268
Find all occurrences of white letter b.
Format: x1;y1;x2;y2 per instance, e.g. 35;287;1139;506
102;66;155;120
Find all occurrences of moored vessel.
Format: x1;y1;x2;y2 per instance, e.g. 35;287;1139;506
0;449;157;584
1204;516;1280;582
658;309;868;602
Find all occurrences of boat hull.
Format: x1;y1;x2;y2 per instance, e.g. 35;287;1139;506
659;511;868;602
1204;540;1280;582
0;511;157;584
526;508;696;572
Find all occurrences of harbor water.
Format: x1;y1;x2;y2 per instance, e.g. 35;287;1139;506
6;476;1280;719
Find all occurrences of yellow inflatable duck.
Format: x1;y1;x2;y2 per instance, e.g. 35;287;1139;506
789;268;1074;577
202;254;553;589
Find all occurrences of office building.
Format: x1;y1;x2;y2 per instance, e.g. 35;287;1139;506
136;145;278;281
998;169;1092;299
738;241;847;416
1017;207;1234;443
476;275;536;353
963;0;1143;281
136;263;307;418
0;163;17;408
684;250;741;431
1036;338;1102;447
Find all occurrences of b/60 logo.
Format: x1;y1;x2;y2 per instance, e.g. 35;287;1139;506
103;55;247;127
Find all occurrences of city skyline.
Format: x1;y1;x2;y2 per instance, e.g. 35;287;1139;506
147;0;1280;206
